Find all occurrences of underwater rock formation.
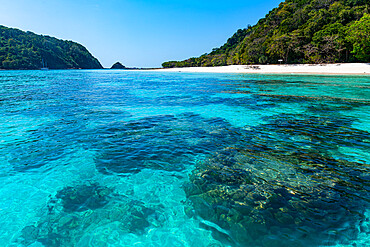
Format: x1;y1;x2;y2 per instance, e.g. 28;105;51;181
19;183;162;246
253;113;370;159
94;113;244;175
55;184;111;213
183;109;370;247
185;148;369;247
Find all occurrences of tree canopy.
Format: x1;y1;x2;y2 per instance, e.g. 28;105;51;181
346;13;370;61
163;0;370;68
0;25;103;70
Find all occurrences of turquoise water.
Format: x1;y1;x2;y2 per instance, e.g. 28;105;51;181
0;70;369;247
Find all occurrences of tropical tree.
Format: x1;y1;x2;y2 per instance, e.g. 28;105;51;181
346;13;370;61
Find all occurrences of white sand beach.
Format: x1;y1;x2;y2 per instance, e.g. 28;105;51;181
154;63;370;75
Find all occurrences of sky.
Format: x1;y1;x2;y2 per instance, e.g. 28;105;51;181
0;0;281;68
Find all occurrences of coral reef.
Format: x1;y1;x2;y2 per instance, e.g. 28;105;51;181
94;113;244;175
185;148;369;246
184;110;370;247
19;183;162;246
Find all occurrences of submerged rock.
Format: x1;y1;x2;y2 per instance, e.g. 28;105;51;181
185;147;369;247
55;183;111;212
183;110;369;247
254;113;370;159
94;113;244;175
19;182;162;246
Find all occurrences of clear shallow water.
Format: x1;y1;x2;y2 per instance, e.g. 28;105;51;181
0;70;369;247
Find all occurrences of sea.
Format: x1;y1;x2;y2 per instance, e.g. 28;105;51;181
0;70;369;247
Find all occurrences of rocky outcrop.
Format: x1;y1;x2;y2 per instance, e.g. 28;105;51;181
110;62;126;69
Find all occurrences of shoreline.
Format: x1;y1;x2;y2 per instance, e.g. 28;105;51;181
152;63;370;75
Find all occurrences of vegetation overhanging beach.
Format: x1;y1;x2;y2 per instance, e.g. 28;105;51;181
153;63;370;75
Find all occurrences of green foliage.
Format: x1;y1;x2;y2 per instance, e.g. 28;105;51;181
0;25;102;70
259;55;268;64
163;0;369;67
346;13;370;61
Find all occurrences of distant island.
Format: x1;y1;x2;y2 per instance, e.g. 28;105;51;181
0;25;103;70
110;62;126;69
163;0;370;68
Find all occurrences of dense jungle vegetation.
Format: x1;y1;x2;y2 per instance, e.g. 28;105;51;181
163;0;370;68
0;25;102;70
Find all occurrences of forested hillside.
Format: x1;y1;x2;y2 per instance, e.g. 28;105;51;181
163;0;370;68
0;25;103;70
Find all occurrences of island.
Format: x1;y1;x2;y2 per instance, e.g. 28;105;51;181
162;0;370;68
110;62;126;69
0;25;103;70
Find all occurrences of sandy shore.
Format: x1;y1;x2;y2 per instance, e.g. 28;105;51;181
153;63;370;75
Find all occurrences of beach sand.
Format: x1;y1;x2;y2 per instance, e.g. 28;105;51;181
153;63;370;75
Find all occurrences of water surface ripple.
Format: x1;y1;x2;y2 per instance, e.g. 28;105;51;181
0;70;369;247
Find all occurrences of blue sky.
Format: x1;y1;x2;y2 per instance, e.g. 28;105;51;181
0;0;281;68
